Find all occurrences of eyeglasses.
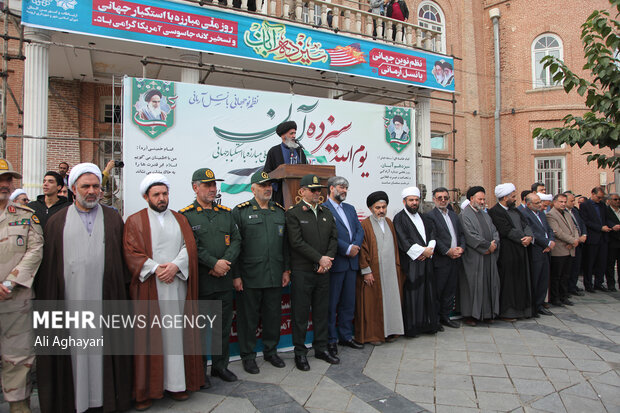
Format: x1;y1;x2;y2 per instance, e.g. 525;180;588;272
435;196;449;201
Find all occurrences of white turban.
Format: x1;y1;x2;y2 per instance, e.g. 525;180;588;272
401;186;421;199
9;188;27;201
460;199;470;210
538;192;553;201
494;183;516;199
68;163;102;189
140;173;170;196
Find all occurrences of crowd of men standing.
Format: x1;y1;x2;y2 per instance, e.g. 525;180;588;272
1;141;619;413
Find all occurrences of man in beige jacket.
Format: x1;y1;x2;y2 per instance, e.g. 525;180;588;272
546;193;580;306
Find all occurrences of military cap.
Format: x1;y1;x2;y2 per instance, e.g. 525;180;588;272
251;170;275;185
192;168;224;183
300;174;325;189
0;158;21;179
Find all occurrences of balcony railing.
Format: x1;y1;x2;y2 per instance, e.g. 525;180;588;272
187;0;444;52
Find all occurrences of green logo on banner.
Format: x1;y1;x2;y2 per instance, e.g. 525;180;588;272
384;107;412;153
132;79;177;138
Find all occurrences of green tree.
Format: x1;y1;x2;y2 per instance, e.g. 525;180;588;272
532;0;620;169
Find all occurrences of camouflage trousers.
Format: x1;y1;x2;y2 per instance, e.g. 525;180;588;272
0;305;34;402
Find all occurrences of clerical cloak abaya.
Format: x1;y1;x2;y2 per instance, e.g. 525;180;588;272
393;210;439;336
34;205;132;413
488;204;533;318
123;208;204;402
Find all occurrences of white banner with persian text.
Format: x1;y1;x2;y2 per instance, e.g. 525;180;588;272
122;77;416;218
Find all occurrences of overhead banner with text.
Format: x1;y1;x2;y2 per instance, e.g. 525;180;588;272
23;0;455;91
122;77;416;219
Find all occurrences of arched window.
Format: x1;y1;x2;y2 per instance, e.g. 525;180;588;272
532;34;563;88
418;1;446;54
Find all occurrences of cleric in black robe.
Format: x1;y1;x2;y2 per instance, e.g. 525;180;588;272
264;121;308;205
393;186;440;336
487;183;534;320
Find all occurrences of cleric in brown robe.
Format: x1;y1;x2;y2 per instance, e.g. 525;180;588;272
355;191;404;345
123;174;204;410
34;163;132;413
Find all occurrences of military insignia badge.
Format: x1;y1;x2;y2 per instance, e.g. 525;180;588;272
31;215;40;225
16;235;24;247
225;234;230;246
261;172;269;179
313;176;319;184
278;225;284;236
206;169;214;178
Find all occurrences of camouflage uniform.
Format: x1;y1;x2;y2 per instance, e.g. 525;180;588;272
0;202;43;403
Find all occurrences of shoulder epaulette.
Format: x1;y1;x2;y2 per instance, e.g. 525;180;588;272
236;201;251;209
289;205;295;209
275;202;285;211
12;204;34;213
218;205;231;211
179;204;195;213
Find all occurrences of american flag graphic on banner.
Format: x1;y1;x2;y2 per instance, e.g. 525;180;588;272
326;43;367;67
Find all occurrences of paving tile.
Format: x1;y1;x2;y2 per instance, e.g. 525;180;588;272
435;361;470;375
472;376;515;393
244;386;295;409
559;393;607;412
535;356;575;370
346;381;394;403
211;396;258;413
497;344;533;355
468;351;503;364
434;388;477;408
367;394;426;413
559;382;600;400
395;384;434;404
394;370;433;387
511;378;555;396
589;381;620;408
470;362;508;378
506;365;546;380
466;342;498;353
265;401;309;413
434;374;474;391
501;354;538;367
476;391;521;411
280;384;313;406
346;395;381;413
529;392;567;413
435;405;481;413
305;382;352;411
591;370;620;387
570;358;612;373
435;349;468;362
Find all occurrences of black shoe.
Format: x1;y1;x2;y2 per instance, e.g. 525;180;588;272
585;287;596;293
594;285;608;292
608;286;618;292
327;342;338;357
561;299;574;306
532;313;540;318
437;324;444;332
201;375;212;389
538;307;553;316
570;290;585;296
315;350;340;364
576;287;584;292
242;359;259;374
550;301;565;307
440;318;461;328
294;355;310;371
264;354;285;368
211;368;238;382
338;339;364;350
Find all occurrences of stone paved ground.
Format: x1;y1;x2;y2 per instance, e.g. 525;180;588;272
3;290;619;412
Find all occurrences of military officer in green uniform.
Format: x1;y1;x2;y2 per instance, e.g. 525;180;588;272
286;174;339;371
232;170;290;375
0;159;44;413
180;168;241;385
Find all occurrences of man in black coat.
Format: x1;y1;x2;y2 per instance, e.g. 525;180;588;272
565;192;587;295
426;187;465;328
264;121;308;205
579;186;611;292
605;193;620;291
27;171;69;230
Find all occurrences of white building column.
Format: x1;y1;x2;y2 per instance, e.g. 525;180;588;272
22;28;50;198
180;53;200;84
415;96;432;193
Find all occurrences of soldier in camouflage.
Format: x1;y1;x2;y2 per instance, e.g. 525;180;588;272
0;159;44;413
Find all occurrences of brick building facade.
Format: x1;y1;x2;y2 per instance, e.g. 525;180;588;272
1;0;615;201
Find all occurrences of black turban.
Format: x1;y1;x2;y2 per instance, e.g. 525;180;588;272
392;115;404;125
466;186;485;200
367;191;389;207
276;121;297;137
144;89;162;103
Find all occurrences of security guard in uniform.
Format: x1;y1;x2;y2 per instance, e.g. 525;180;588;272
0;159;43;413
232;170;290;374
180;168;241;385
286;174;339;371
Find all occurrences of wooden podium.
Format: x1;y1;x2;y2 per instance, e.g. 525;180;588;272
269;164;335;209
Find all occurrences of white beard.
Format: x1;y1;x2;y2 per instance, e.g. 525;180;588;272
284;138;299;149
143;104;162;120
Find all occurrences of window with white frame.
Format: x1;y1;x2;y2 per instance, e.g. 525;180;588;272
418;1;446;54
302;3;322;26
535;156;565;195
532;34;563;88
100;97;122;124
535;137;560;149
432;159;447;190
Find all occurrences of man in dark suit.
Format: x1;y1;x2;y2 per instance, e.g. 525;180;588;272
579;186;611;292
564;192;587;295
263;121;308;205
323;176;365;356
522;192;559;311
518;190;531;212
426;187;465;328
605;193;620;291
